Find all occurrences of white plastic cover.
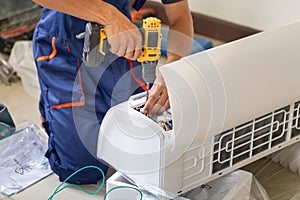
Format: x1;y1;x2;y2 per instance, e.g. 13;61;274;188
160;21;300;148
98;21;300;196
158;21;300;192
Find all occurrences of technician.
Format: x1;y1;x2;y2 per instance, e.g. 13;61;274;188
32;0;193;184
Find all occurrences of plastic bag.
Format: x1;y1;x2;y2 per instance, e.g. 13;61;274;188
271;142;300;174
8;41;40;99
181;170;269;200
0;123;52;196
243;157;300;200
107;170;269;200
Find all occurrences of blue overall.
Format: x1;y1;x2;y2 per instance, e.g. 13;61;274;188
33;0;181;184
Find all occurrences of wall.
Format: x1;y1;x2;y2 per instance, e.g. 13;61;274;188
188;0;300;30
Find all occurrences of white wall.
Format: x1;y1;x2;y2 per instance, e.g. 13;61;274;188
188;0;300;30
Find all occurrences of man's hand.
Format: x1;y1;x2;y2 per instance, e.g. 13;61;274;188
143;0;193;117
105;11;142;60
143;76;169;117
32;0;143;60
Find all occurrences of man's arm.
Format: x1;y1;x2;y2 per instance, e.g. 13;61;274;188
143;0;193;116
164;0;194;63
32;0;142;59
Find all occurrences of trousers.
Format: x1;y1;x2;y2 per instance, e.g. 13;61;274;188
33;0;145;184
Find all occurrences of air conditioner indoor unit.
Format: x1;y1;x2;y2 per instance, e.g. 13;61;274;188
97;21;300;199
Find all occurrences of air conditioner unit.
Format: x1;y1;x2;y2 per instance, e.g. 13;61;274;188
97;21;300;198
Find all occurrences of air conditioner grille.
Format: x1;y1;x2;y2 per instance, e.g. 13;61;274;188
291;101;300;138
212;105;290;174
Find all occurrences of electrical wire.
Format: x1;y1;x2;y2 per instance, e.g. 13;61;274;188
128;59;148;92
104;186;143;200
48;165;105;200
48;165;143;200
158;120;173;131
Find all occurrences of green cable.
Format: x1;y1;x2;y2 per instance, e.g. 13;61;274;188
48;165;105;200
48;165;143;200
103;186;143;200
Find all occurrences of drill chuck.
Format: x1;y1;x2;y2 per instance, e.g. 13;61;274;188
142;60;157;85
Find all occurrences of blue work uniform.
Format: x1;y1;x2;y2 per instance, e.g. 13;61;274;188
33;0;182;184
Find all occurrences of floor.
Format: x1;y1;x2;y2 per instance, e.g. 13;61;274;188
1;34;300;200
0;80;40;126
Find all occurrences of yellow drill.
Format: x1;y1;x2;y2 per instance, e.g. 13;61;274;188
82;17;162;100
137;17;162;100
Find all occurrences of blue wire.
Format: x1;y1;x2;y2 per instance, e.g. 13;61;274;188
48;165;143;200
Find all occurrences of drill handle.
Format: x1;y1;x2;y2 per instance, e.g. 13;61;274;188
82;22;107;67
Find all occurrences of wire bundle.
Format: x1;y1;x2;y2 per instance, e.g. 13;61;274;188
158;120;173;131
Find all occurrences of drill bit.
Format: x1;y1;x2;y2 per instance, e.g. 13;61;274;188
142;61;157;103
146;82;150;102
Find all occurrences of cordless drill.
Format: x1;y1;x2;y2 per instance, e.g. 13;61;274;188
82;17;162;99
137;17;162;100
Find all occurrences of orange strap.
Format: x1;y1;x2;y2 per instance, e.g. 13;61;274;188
50;59;85;109
36;37;57;62
128;59;147;91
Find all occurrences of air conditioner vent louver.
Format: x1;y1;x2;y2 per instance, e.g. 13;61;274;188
212;105;290;174
291;101;300;139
